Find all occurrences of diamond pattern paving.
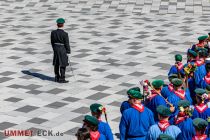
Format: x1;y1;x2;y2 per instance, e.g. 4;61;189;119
0;0;210;140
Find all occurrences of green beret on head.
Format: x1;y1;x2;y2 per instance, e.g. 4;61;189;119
178;100;190;108
193;118;208;130
171;78;183;87
198;48;208;57
127;89;143;99
56;18;65;24
129;87;141;92
206;84;210;91
168;74;178;81
152;80;164;89
175;54;182;62
197;47;208;52
198;35;208;41
188;50;197;58
90;103;103;113
157;134;175;140
156;105;172;116
194;88;206;96
83;115;99;126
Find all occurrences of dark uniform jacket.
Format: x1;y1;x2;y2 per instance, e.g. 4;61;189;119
51;29;71;67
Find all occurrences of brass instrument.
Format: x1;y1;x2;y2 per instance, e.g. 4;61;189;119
140;80;173;107
184;63;197;75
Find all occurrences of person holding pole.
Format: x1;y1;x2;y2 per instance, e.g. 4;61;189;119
90;103;113;140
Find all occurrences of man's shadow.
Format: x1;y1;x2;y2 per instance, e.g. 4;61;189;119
21;70;54;82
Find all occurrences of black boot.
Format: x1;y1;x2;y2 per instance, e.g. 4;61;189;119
55;75;60;82
58;78;69;83
59;67;68;83
58;76;69;83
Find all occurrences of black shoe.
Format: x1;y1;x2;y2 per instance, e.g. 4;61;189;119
58;79;69;83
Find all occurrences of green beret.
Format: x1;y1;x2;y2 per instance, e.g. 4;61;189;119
198;48;208;57
152;80;164;89
206;84;210;91
193;118;208;130
197;47;208;52
90;103;103;113
194;88;206;96
127;89;143;99
175;54;182;62
171;78;183;87
157;134;175;140
198;35;208;41
128;87;141;92
178;100;190;108
156;105;172;116
188;50;197;57
168;74;178;81
83;115;99;126
56;18;65;24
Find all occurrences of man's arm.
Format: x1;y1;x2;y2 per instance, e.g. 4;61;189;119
119;114;127;140
50;31;54;46
64;33;71;54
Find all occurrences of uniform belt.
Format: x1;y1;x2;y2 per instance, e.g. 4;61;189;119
54;43;64;45
126;135;144;138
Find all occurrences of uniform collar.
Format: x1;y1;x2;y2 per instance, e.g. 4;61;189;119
158;120;170;131
192;134;207;140
173;89;185;99
57;27;64;30
90;131;100;140
195;103;208;113
131;103;144;112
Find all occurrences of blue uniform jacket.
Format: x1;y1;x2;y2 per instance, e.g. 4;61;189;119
171;117;195;140
146;124;182;140
168;65;185;76
120;101;131;114
119;106;155;140
161;85;174;98
98;121;114;140
146;95;167;122
192;105;210;135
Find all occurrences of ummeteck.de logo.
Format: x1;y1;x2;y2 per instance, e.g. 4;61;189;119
4;130;64;137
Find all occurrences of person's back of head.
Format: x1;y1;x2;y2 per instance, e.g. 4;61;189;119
76;128;90;140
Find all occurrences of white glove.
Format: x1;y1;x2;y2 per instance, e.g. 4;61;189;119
68;54;71;58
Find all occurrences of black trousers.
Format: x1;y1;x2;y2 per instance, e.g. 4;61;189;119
54;64;66;80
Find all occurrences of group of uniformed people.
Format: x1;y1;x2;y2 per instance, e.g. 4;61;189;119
75;33;210;140
52;18;210;139
119;34;210;140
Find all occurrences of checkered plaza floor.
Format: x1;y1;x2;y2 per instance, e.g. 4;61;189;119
0;0;210;140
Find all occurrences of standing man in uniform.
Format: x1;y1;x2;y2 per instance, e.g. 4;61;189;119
51;18;71;83
146;105;182;140
120;87;141;114
171;100;195;140
89;103;114;140
192;118;210;140
119;89;155;140
146;79;168;122
168;54;184;77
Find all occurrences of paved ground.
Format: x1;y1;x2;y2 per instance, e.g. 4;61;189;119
0;0;210;140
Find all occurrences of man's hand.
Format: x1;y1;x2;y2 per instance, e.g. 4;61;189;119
170;106;175;113
67;54;71;59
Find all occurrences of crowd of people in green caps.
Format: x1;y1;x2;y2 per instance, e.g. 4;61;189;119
75;34;210;140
